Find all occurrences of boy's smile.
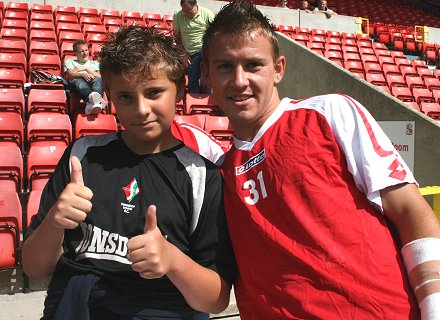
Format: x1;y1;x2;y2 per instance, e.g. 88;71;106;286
108;70;182;155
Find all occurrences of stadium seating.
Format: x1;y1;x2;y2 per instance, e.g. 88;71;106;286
185;93;222;115
0;191;22;268
27;89;68;114
204;116;235;148
0;146;23;193
0;68;26;87
0;112;23;149
27;144;67;191
27;113;72;150
174;114;207;129
0;87;25;116
26;189;42;227
75;114;118;138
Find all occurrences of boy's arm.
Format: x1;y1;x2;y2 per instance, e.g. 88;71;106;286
22;157;93;279
381;183;440;316
127;205;231;314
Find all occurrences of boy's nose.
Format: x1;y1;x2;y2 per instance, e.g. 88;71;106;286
136;98;152;116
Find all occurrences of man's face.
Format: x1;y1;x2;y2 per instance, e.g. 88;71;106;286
74;44;89;63
300;1;308;9
319;0;327;9
280;0;287;6
181;0;197;18
202;33;286;141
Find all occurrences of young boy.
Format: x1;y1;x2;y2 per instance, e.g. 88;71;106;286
23;25;236;319
201;1;440;319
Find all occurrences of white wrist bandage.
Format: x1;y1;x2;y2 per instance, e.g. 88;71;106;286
401;238;440;320
401;238;440;272
420;292;440;320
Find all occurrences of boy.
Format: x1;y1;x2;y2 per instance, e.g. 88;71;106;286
64;40;107;115
23;26;236;319
201;1;440;319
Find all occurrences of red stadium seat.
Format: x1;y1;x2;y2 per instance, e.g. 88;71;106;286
30;12;54;23
163;14;174;27
361;54;378;64
386;74;406;87
0;28;27;42
78;7;99;19
100;9;121;20
204;116;235;148
344;60;364;74
412;88;434;104
27;89;67;114
391;86;415;102
0;68;26;88
173;114;207;130
0;191;22;268
54;5;76;17
56;22;81;35
0;146;23;192
0;112;23;149
30;3;53;14
29;29;57;43
366;73;387;87
185;93;222;115
0;39;27;56
82;24;106;35
79;16;102;27
382;64;401;76
27;144;67;192
4;10;28;23
103;17;123;30
144;13;163;28
0;52;26;73
394;57;411;68
87;33;106;46
27;113;72;150
2;19;28;32
291;34;308;46
58;31;85;47
424;77;440;91
29;54;62;82
417;68;435;80
60;42;75;59
55;14;78;25
26;189;42;227
400;66;419;79
30;21;55;32
405;101;420;112
6;2;28;12
122;11;142;24
377;56;395;67
295;27;311;36
406;76;425;90
364;61;382;74
29;41;59;56
75;114;118;138
420;102;440;119
0;88;25;116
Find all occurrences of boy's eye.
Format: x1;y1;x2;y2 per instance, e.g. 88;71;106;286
147;88;163;98
118;94;132;102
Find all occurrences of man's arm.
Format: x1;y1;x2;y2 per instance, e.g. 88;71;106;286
381;183;440;315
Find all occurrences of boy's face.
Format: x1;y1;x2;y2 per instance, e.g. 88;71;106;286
108;69;182;154
301;1;308;9
202;33;286;141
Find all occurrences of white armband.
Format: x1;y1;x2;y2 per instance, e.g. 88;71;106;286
420;292;440;320
401;238;440;272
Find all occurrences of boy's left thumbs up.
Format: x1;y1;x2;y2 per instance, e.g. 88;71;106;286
144;205;157;233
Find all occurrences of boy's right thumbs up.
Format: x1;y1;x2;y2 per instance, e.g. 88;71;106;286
70;156;84;186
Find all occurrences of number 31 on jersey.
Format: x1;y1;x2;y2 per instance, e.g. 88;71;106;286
243;171;268;205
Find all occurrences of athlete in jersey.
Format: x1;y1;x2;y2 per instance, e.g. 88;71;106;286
171;120;226;163
27;133;236;318
220;94;419;319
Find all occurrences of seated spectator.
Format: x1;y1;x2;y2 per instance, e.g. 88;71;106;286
277;0;289;8
299;0;312;13
313;0;337;18
64;40;107;115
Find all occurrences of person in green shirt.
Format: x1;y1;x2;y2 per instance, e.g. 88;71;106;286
64;40;107;115
173;0;214;93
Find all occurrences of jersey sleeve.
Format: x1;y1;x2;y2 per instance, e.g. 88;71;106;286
289;94;416;210
188;162;237;286
171;120;226;164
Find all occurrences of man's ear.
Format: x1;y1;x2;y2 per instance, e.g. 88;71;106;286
200;60;211;88
274;55;286;85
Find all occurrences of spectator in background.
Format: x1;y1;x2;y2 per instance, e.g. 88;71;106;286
173;0;214;94
64;40;106;115
313;0;337;18
277;0;289;8
299;0;312;13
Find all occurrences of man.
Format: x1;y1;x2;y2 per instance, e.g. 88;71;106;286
173;0;214;94
299;0;312;13
313;0;337;18
64;40;106;115
202;1;440;318
277;0;289;8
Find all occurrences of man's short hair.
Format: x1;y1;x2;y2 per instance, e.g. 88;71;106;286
99;25;186;93
180;0;197;5
73;40;87;52
202;0;279;63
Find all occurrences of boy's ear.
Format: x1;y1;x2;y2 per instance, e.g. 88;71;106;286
200;60;211;87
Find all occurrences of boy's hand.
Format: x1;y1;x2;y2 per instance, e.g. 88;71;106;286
127;205;174;279
48;156;93;230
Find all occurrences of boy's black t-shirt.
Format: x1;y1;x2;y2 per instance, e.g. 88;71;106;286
27;132;236;311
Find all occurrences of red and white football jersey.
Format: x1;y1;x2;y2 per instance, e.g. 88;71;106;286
221;94;419;319
171;120;226;163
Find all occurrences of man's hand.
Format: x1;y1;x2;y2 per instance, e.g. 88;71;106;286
48;156;93;230
127;205;174;279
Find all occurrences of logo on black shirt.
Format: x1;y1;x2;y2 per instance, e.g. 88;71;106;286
122;178;140;202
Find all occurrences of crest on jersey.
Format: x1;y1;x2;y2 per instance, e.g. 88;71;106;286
235;149;266;176
122;178;140;202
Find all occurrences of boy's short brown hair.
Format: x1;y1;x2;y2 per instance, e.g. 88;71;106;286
99;25;186;93
202;0;280;63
